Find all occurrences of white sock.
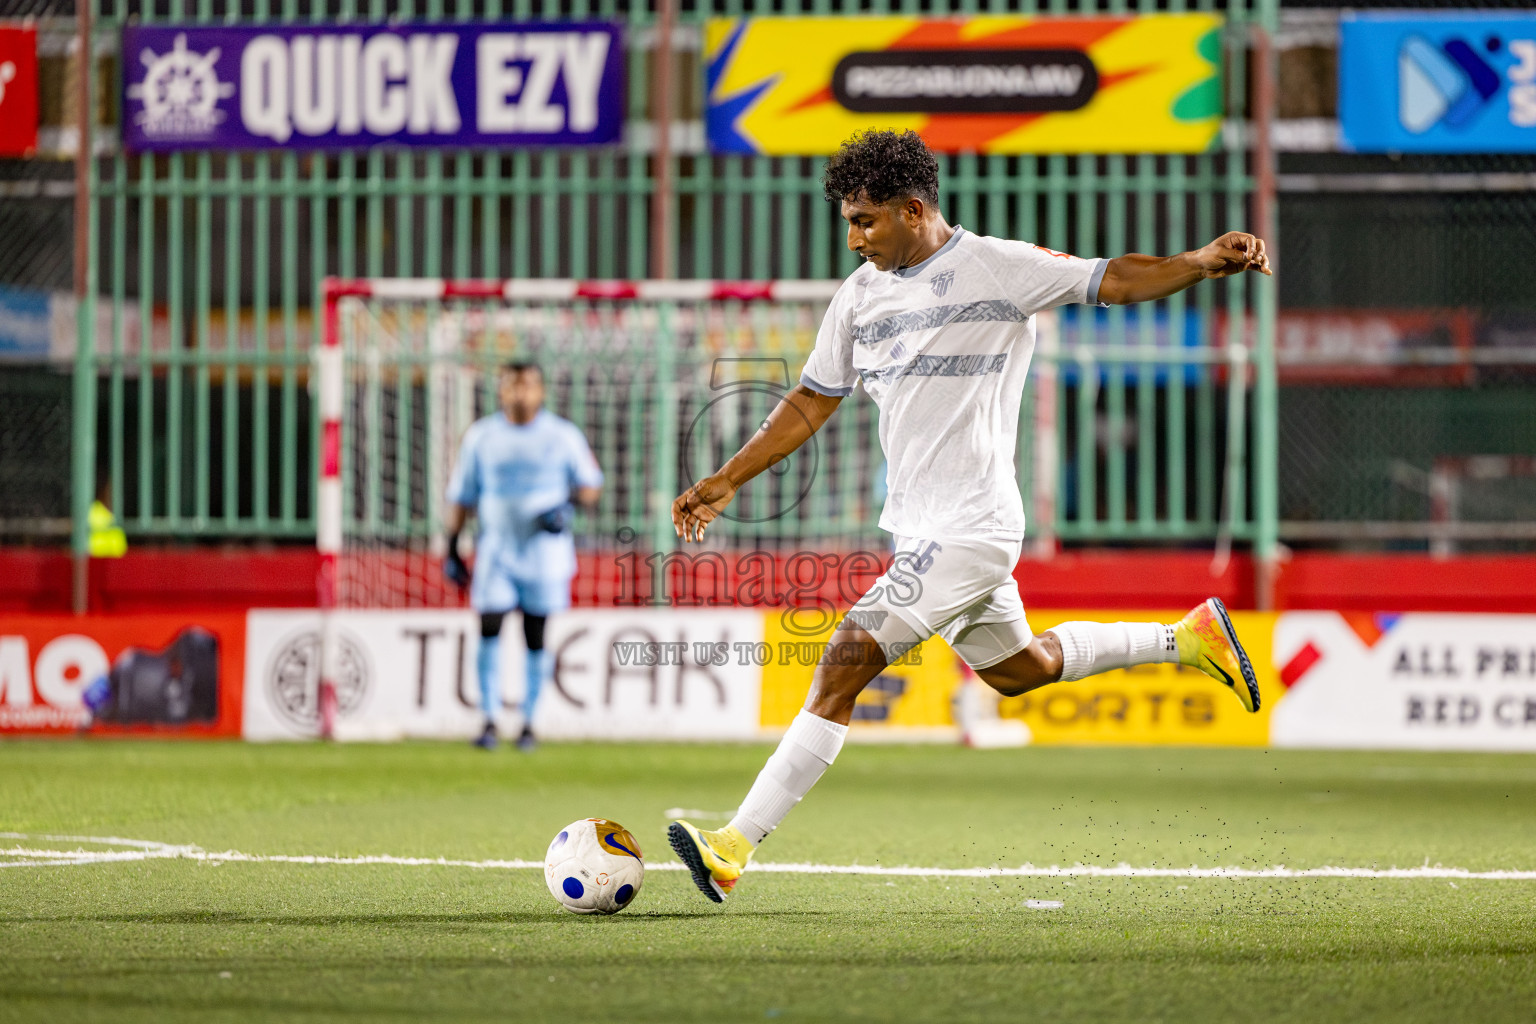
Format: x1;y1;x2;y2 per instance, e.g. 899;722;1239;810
1048;621;1179;682
728;709;849;847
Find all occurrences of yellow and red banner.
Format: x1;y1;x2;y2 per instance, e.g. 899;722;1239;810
704;14;1224;155
997;610;1279;746
761;609;960;734
758;608;1280;746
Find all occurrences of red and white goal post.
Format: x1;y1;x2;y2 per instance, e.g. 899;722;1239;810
313;277;1062;739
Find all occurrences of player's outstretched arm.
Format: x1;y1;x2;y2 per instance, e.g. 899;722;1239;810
1096;231;1272;305
672;384;842;543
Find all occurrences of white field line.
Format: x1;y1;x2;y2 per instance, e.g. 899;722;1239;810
0;833;1534;880
747;863;1536;881
0;831;190;850
662;808;735;820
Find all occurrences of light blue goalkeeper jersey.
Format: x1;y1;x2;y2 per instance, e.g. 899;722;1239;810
446;409;604;610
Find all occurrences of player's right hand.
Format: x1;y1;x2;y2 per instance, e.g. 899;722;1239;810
444;542;471;589
672;474;737;543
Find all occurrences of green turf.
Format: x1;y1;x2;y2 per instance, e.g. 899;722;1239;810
1;741;1534;1023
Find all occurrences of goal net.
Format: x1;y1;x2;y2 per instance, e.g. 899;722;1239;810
314;277;853;732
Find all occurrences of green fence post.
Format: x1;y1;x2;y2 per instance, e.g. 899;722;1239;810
69;0;98;612
1253;0;1281;605
1254;259;1279;582
650;303;680;598
71;203;97;612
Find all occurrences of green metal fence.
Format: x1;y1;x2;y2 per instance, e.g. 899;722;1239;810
73;0;1279;574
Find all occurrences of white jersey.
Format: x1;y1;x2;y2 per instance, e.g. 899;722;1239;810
800;227;1105;540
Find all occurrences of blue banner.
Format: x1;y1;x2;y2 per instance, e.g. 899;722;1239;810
121;23;625;151
0;284;52;359
1340;13;1536;153
1055;306;1205;386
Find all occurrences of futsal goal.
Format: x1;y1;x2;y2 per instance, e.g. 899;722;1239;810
313;276;871;736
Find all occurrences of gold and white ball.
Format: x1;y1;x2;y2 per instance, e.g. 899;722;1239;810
544;818;645;915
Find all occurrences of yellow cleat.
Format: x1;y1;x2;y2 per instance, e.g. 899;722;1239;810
1176;597;1261;713
667;820;752;904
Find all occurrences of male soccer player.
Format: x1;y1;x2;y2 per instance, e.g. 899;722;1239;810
667;129;1273;903
445;362;604;752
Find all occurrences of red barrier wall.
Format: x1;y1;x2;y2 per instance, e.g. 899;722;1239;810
2;547;1533;614
1276;553;1536;613
0;548;320;614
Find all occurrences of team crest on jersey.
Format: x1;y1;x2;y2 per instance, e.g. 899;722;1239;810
930;270;956;297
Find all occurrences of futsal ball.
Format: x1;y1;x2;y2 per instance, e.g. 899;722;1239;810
544;818;645;915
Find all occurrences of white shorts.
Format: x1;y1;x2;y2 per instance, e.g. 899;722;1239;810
845;534;1033;670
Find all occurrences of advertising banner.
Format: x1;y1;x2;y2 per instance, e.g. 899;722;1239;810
1340;13;1536;153
535;608;765;740
0;25;38;157
757;608;1281;746
704;14;1223;155
997;610;1281;746
760;609;963;737
0;284;52;359
243;609;477;741
8;607;1514;748
243;608;764;741
1272;612;1536;751
121;22;624;152
1272;309;1477;386
0;614;246;736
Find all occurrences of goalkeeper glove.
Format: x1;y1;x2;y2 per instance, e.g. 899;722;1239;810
533;502;575;535
444;533;471;589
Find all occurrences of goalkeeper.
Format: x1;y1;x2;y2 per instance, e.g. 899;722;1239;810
444;362;604;751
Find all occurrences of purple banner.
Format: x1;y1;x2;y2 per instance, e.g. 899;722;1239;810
122;22;625;151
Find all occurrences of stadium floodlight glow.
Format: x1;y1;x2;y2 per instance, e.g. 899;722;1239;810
314;277;845;740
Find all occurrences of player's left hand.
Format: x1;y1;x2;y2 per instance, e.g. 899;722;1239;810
1193;232;1272;279
444;538;471;590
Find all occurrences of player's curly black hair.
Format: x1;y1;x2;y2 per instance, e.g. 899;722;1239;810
821;129;940;209
499;360;543;379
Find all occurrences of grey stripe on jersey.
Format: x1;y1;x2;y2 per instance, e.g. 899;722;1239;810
859;352;1008;387
851;299;1028;347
